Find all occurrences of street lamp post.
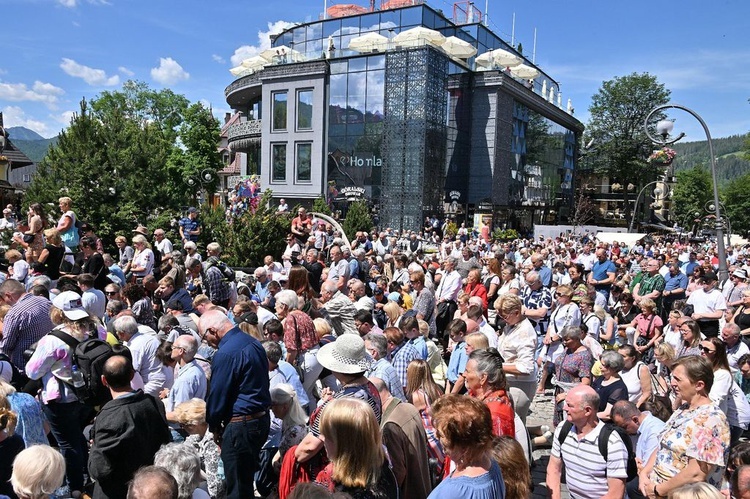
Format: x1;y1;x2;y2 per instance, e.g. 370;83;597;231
644;104;728;282
629;181;669;233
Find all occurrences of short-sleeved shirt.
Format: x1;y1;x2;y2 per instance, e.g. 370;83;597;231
635;412;666;464
650;402;730;488
591;259;617;289
179;216;200;242
447;341;468;383
283;310;319;354
552;420;629;498
634;313;663;340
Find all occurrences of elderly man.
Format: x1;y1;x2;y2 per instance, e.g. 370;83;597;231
320;280;358;336
302;248;324;293
113;315;166;397
632;259;666;312
373;231;392;257
726;269;749;308
687;271;727;338
434;256;462;344
662;262;688;318
455;247;481;280
531;252;553;288
200;309;271;499
611;400;666;499
254;267;272;305
348;278;374;311
0;279;54;372
547;385;629;499
153;229;173;266
164;335;207;420
326;245;350;292
364;333;407;402
723;323;750;370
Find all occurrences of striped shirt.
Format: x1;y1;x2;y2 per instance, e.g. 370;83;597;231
0;294;54;371
551;421;628;499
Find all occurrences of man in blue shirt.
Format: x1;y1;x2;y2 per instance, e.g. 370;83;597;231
588;248;617;302
201;309;271;499
662;263;688;318
446;319;469;394
682;251;699;277
179;207;201;244
532;253;553;288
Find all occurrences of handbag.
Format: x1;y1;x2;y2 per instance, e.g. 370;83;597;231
23;233;35;244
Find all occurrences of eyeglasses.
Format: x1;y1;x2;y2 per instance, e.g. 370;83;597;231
201;327;216;341
700;346;715;354
105;291;118;296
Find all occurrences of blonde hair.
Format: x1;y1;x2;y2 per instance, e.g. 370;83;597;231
417;319;429;339
313;318;332;339
58;196;72;207
132;234;151;249
465;332;489;351
43;228;62;245
668;482;723;499
11;445;66;499
238;322;262;341
4;249;22;262
0;303;11;322
495;293;522;316
174;398;207;426
319;398;384;489
639;298;657;313
555;285;573;298
383;301;401;326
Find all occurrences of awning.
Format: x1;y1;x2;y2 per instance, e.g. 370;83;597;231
595;232;647;247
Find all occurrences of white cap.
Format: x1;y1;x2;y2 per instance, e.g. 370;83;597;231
52;291;89;321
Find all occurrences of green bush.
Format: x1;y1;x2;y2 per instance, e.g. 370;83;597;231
312;196;332;216
342;200;373;241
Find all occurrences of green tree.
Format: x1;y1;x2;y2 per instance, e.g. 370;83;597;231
342;200;373;241
672;166;713;229
312;196;332;216
586;73;670;221
24;81;218;246
723;172;750;236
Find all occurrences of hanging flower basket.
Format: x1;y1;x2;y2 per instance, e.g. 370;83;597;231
648;147;676;166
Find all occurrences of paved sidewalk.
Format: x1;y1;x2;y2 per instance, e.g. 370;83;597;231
528;388;570;499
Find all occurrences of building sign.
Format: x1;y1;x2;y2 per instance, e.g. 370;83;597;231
338;153;383;168
340;186;366;201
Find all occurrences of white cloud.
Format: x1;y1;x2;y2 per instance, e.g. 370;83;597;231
118;66;134;77
1;106;53;137
58;0;110;8
150;57;190;85
212;54;226;64
60;58;120;86
230;20;296;66
0;81;64;109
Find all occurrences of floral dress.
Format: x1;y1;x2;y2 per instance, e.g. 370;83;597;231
649;402;730;489
553;347;593;425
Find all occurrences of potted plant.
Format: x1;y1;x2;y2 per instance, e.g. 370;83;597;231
647;147;677;166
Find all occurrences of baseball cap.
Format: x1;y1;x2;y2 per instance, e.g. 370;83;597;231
187;207;198;214
52;291;89;321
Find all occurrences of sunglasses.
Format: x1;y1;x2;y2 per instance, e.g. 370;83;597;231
105;291;118;296
700;346;715;354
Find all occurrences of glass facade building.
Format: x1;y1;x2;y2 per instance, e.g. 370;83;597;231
224;2;583;231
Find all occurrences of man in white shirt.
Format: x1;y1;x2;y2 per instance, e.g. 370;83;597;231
687;271;727;338
114;315;166;397
78;273;106;320
327;245;350;291
723;323;750;370
435;257;462;342
153;229;174;266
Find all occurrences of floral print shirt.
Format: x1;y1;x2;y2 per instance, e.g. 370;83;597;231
649;402;730;488
186;430;226;499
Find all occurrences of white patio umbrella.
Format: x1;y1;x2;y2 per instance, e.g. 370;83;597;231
348;31;389;52
489;48;523;67
229;66;253;77
258;45;304;63
240;55;268;73
511;63;540;79
475;50;495;68
393;26;445;48
441;36;476;59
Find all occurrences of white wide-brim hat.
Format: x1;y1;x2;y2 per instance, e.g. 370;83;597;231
317;334;373;374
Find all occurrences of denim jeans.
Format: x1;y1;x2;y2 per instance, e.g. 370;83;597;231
43;400;87;492
221;414;270;499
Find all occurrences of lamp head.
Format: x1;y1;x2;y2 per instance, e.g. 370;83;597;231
653;187;663;197
656;119;674;140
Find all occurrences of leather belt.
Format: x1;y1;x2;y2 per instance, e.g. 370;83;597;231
229;411;267;423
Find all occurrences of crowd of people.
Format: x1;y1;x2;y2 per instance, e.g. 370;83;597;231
2;197;750;498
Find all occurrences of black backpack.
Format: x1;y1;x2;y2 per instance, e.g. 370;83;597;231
0;353;26;391
205;256;236;282
557;420;638;481
49;330;114;407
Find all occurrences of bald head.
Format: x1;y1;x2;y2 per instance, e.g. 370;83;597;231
102;355;135;390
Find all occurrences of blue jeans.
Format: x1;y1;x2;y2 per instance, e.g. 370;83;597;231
221;414;270;499
43;400;87;492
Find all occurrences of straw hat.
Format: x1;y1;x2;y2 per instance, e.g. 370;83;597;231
316;334;373;374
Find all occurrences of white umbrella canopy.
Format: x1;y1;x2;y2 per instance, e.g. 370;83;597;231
475;48;523;69
393;26;445;48
475;50;495;68
441;36;477;59
229;66;253;77
511;63;540;79
258;45;304;63
348;31;389;52
240;55;268;72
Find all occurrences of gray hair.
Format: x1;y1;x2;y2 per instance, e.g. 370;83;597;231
307;248;319;259
526;271;540;284
206;242;221;254
263;340;282;365
446;256;458;267
158;314;180;331
106;300;126;315
600;350;625;372
469;349;506;389
321;280;338;295
274;289;298;310
173;335;198;360
724;322;741;337
153;443;202;499
363;333;387;359
270;383;308;428
610;400;640;421
254;267;267;278
31;275;52;291
185;257;202;270
114;315;138;337
560;325;584;341
354;248;365;258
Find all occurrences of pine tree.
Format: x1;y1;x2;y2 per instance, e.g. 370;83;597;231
342;200;374;241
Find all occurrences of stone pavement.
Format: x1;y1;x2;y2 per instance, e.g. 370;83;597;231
528;387;570;499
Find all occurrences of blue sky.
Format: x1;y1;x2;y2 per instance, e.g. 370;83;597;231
1;0;748;143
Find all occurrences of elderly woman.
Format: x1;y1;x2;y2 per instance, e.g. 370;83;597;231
553;326;594;426
275;289;322;406
538;285;580;395
56;196;79;250
662;310;685;352
429;395;506;498
115;235;134;271
10;445;66;499
497;265;521;297
315;398;397;497
677;318;703;358
271;384;309;471
495;294;537;422
174;398;225;499
624;298;663;365
592;350;629;421
463;269;488;312
5;249;29;283
464;348;515;437
130;234;155;279
26;290;105;498
618;344;652;408
154;442;208;499
595;305;619;349
411;270;437;337
639;356;730;498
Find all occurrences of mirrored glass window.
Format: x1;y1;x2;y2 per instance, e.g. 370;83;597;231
272;143;287;182
296;143;312;182
297;90;313;130
272;91;287;131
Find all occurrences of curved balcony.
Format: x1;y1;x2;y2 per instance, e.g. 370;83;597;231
227;120;262;152
225;73;263;108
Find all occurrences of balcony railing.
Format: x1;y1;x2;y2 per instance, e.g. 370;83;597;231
227;120;262;151
225;73;262;99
